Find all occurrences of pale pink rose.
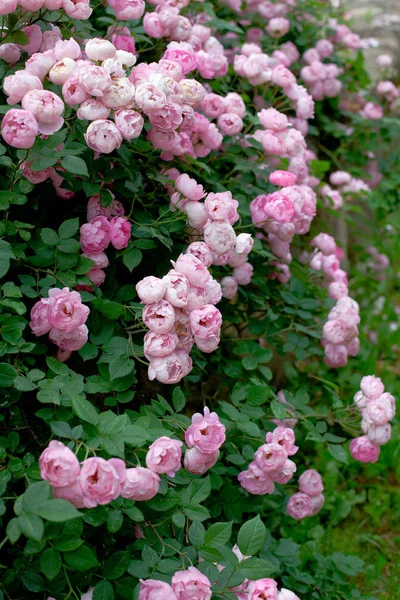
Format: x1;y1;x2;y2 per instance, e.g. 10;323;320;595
111;31;135;54
17;24;43;56
224;92;246;117
121;467;160;501
189;305;222;340
63;0;92;19
0;43;21;64
136;276;166;304
148;351;192;383
87;268;106;287
139;580;177;600
163;270;190;308
135;83;166;113
39;440;80;488
221;276;238;299
102;77;136;110
248;579;278;600
85;38;116;62
269;170;297;186
186;242;213;267
146;436;182;477
184;447;219;475
233;262;254;285
311;233;336;256
40;28;62;52
30;299;51;336
322;320;346;344
148;103;183;132
86;195;124;221
25;50;56;80
48;287;89;331
22;89;64;134
79;65;111;98
185;406;225;453
365;422;391;446
287;492;312;519
250;193;295;225
54;38;81;61
205;192;233;221
360;102;383;120
85;119;122;154
143;13;166;39
143;300;176;334
270;458;297;484
266;17;290;38
238;462;275;495
0;0;18;14
163;41;196;75
194;335;220;353
376;54;392;68
364;395;395;425
324;343;348;368
109;216;131;250
278;589;300;600
298;469;324;497
62;76;89;107
360;375;384;399
174;254;210;288
176;174;205;201
3;70;43;105
49;324;88;351
80;589;94;600
77;100;110;121
79;457;122;507
254;443;288;472
111;0;145;20
309;493;325;516
183;201;208;231
80;216;111;254
203;221;236;255
350;436;380;463
144;331;179;358
235;233;253;255
114;109;144;140
265;426;298;455
172;567;211;600
217;113;243;135
52;480;87;509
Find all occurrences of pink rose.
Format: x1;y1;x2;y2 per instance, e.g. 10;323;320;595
205;192;234;221
248;579;278;600
49;324;89;351
286;492;312;520
1;109;38;149
322;320;346;344
270;458;297;484
298;469;324;497
189;305;222;340
258;108;289;131
39;440;80;488
148;351;192;383
0;43;21;65
48;287;89;331
365;422;391;446
360;102;383;120
163;270;190;308
85;119;123;154
80;457;123;507
309;493;325;516
265;426;298;456
269;171;297;186
121;467;160;501
278;589;300;600
233;262;253;285
86;195;124;221
77;100;110;121
114;109;144;140
217;113;243;136
186;242;213;267
238;463;275;495
22;89;64;135
144;331;179;358
254;443;288;472
136;276;166;304
143;300;176;334
17;24;43;56
172;567;211;600
360;375;384;399
139;580;177;600
266;17;290;38
175;174;205;201
174;254;211;288
25;51;56;80
221;276;238;299
135;83;166;113
30;298;51;336
364;395;395;425
111;32;135;54
111;0;145;20
62;76;89;107
185;406;226;453
109;216;131;250
163;42;196;75
146;436;183;477
235;233;254;255
63;0;92;19
80;216;111;254
0;0;18;14
203;221;236;255
184;447;219;475
52;480;87;509
149;103;183;132
85;38;116;62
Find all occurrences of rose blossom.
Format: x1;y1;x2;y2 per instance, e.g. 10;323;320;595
248;579;278;600
286;492;312;519
163;271;190;308
203;221;236;255
136;276;166;304
349;436;380;463
77;100;110;121
189;305;222;340
39;440;80;488
269;170;297;186
254;443;288;472
114;109;144;140
238;462;275;495
52;480;86;509
143;300;176;334
85;120;123;154
298;469;324;496
144;331;179;358
221;276;238;299
120;467;160;501
79;457;123;507
21;89;64;134
139;580;177;600
171;567;211;600
174;254;210;288
85;38;116;62
49;324;89;351
175;174;205;201
184;447;220;474
265;426;298;455
109;216;131;250
146;436;182;477
148;351;192;384
1;109;38;149
364;395;395;425
278;589;300;600
185;406;226;453
360;375;384;399
30;298;51;336
80;216;111;254
47;287;89;331
233;262;254;285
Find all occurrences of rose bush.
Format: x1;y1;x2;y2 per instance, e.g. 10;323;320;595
0;0;399;599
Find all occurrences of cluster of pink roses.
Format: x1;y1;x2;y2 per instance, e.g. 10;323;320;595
79;195;131;288
238;426;298;495
251;170;317;283
29;287;89;361
350;376;396;464
286;469;325;520
366;245;390;281
184;406;226;474
0;0;91;20
309;233;360;367
301;40;343;101
165;170;254;295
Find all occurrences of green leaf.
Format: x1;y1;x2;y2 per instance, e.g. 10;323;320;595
72;395;99;426
237;516;267;556
64;545;99;571
123;248;142;272
239;557;277;579
6;517;21;544
40;547;61;580
107;510;123;533
183;503;211;522
99;188;113;208
0;363;17;387
61;156;89;177
0;240;14;279
204;522;232;548
172;387;186;411
36;499;82;522
93;581;115;600
53;537;83;552
41;228;59;246
188;477;211;505
124;506;144;522
50;421;73;438
189;521;205;547
328;443;348;464
109;356;134;380
22;481;51;514
18;514;44;542
59;218;80;239
103;550;130;580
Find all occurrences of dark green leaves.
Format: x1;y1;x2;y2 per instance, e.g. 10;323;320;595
61;156;89;177
237;516;267;556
